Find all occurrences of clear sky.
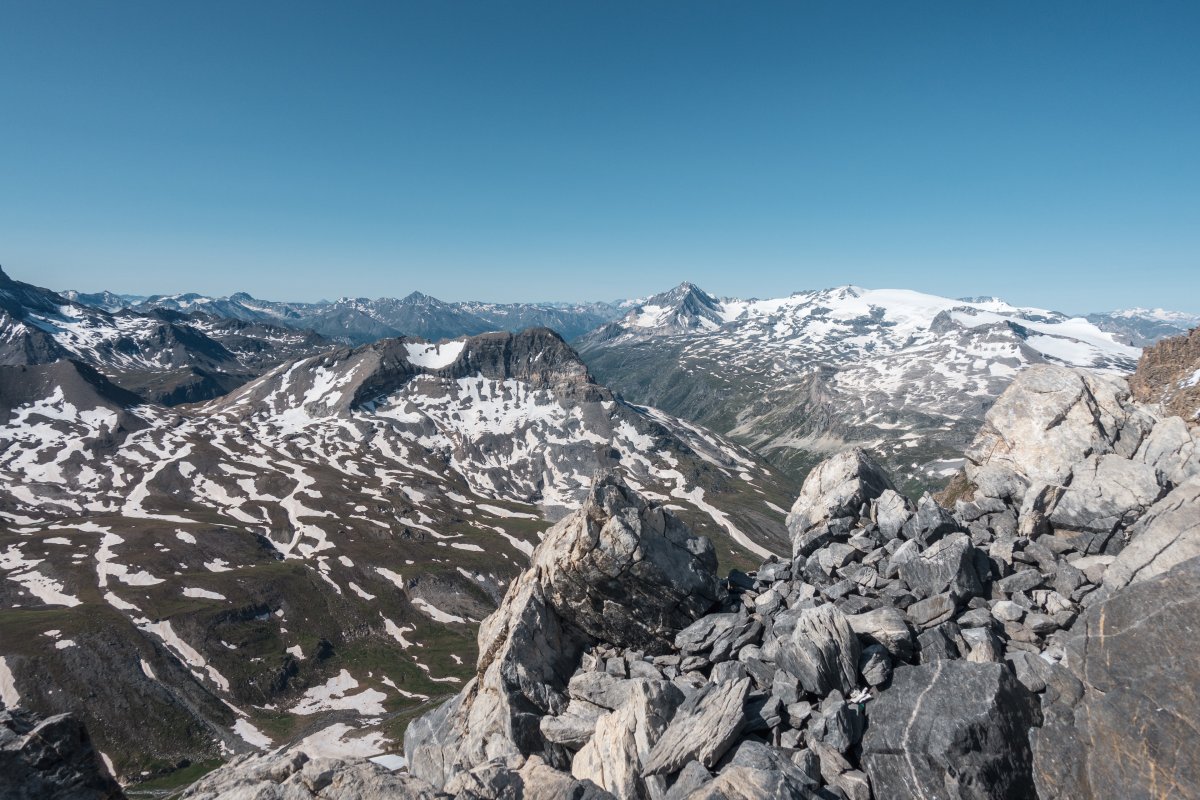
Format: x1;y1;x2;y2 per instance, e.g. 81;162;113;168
1;1;1197;312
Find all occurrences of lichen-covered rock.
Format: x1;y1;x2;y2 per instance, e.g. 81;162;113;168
536;475;720;653
861;661;1041;799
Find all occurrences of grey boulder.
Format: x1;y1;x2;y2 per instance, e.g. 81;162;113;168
861;660;1041;800
786;449;894;551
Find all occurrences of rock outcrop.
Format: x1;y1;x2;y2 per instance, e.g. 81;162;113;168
1129;325;1200;424
0;710;124;800
405;473;719;788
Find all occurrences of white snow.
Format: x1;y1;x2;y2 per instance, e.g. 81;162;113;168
233;719;273;748
288;723;388;759
412;598;467;624
476;503;539;520
139;620;231;692
182;587;227;601
289;669;387;715
404;341;465;369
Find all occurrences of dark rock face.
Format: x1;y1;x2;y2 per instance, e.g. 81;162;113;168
0;710;125;800
1033;556;1200;800
861;661;1042;800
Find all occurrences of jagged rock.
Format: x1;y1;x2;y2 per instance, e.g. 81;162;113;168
686;741;818;800
845;606;915;661
178;751;440;800
901;494;962;546
905;593;956;629
537;475;720;653
872;489;915;538
642;677;751;776
1099;475;1200;594
675;614;744;661
996;568;1044;594
898;532;983;601
964;365;1155;486
540;702;607;750
445;754;616;800
786;449;894;550
662;760;712;799
1047;454;1166;540
571;679;685;799
1033;556;1200;799
858;644;892;686
774;604;861;696
405;474;719;788
1136;414;1200;487
861;661;1042;799
0;710;124;800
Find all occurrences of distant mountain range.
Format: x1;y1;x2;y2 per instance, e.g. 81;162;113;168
63;281;1198;350
64;287;622;344
578;282;1197;493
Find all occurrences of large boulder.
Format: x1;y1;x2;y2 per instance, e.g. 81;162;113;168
1033;556;1200;799
1136;414;1200;487
1100;475;1200;594
861;661;1041;799
405;474;720;789
0;710;124;800
774;604;860;696
964;365;1155;487
786;449;894;554
535;476;720;653
1047;454;1166;540
641;677;752;777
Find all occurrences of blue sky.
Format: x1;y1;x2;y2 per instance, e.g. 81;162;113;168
1;1;1197;312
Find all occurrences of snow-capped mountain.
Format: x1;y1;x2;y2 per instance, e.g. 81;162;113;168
579;283;1147;493
4;267;332;404
1086;307;1200;347
70;285;623;344
0;326;794;777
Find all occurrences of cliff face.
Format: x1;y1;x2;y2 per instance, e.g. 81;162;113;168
1129;326;1200;425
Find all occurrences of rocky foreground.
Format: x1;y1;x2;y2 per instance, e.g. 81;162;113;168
15;362;1200;798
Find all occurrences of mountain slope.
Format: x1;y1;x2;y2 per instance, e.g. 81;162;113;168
0;327;794;785
2;267;332;404
579;284;1143;494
